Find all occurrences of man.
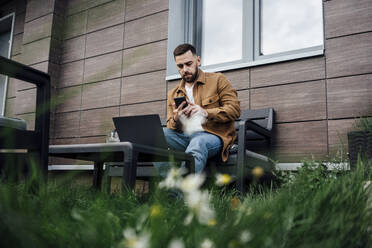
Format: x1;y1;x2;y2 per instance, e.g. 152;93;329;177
155;43;240;174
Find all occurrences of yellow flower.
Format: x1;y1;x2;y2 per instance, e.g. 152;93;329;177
207;218;217;226
252;166;264;178
150;204;162;218
215;173;232;186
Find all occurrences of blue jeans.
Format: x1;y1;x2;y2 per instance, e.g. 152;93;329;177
154;128;222;175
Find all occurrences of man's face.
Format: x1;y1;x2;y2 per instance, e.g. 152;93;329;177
175;50;201;83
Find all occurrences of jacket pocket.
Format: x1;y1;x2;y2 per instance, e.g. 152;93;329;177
202;94;220;108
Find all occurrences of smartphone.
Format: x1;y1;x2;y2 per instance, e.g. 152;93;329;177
174;96;188;109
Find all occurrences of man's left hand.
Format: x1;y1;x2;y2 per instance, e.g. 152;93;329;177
183;100;208;118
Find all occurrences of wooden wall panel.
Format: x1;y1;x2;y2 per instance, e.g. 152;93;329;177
87;0;125;33
56;86;82;113
14;12;25;35
328;74;372;119
122;40;167;76
61;36;86;63
237;89;249;110
81;79;121;110
66;0;112;16
326;32;372;78
79;107;119;137
54;112;80;138
251;57;325;88
121;70;166;104
85;24;124;57
120;100;166;120
125;0;168;22
25;0;54;22
251;80;326;122
325;0;372;39
124;11;168;48
273;121;328;162
17;113;36;131
328;119;355;157
59;60;84;88
21;37;51;65
23;14;53;44
224;68;250;90
15;88;36;114
83;51;122;83
63;11;87;40
11;33;23;56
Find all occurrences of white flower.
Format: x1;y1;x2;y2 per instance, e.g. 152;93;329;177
121;228;150;248
168;238;185;248
200;238;215;248
179;173;206;193
240;230;252;243
159;167;187;189
184;190;215;225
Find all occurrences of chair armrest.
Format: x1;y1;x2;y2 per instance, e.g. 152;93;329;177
244;119;272;138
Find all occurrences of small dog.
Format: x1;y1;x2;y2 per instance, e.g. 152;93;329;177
179;110;207;136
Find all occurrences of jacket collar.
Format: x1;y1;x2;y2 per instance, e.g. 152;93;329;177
176;69;206;94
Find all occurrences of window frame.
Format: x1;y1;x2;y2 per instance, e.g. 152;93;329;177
0;12;15;115
166;0;324;80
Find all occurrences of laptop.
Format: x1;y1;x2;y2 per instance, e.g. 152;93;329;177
112;114;168;149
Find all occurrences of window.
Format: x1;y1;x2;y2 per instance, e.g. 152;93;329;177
166;0;324;80
0;13;15;115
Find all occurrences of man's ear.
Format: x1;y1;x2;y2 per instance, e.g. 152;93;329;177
197;56;201;66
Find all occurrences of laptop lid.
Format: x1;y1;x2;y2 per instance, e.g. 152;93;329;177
112;114;168;149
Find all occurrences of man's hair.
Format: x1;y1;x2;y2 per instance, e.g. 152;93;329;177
173;43;197;57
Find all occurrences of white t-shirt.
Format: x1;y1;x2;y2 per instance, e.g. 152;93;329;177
185;84;194;103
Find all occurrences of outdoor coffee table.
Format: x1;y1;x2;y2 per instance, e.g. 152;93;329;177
49;142;195;190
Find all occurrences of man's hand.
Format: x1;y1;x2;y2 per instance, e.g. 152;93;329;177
172;101;187;122
183;100;208;118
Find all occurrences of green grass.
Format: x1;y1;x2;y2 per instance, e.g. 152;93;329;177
0;159;371;248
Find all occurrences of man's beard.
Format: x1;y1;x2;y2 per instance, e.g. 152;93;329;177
182;67;198;82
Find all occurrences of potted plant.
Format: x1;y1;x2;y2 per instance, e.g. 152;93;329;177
348;117;372;168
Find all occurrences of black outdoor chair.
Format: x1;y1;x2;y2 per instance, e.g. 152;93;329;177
0;56;51;180
104;108;275;193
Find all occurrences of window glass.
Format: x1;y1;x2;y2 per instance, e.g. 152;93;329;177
260;0;323;55
201;0;243;66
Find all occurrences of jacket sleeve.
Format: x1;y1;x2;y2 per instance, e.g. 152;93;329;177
205;75;241;123
166;90;179;130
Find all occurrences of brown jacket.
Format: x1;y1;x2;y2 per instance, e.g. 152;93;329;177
167;69;241;162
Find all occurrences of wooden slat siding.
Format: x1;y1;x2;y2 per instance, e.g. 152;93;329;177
63;11;87;40
251;80;326;123
23;14;53;44
224;68;250;90
61;36;86;64
85;24;124;57
167;79;181;92
5;98;16;118
79;107;119;137
119;100;167;120
66;0;113;16
238;89;250;110
327;74;372;119
326;32;372;78
83;51;122;84
21;38;51;65
251;57;325;88
15;88;36;115
24;0;54;22
59;60;84;88
125;0;169;22
87;0;125;33
325;0;372;39
122;40;167;76
81;79;121;110
54;112;80;138
274;121;328;162
328;119;356;156
11;33;23;56
14;13;25;35
16;113;36;131
121;70;167;104
56;85;82;113
6;80;17;98
124;11;168;49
